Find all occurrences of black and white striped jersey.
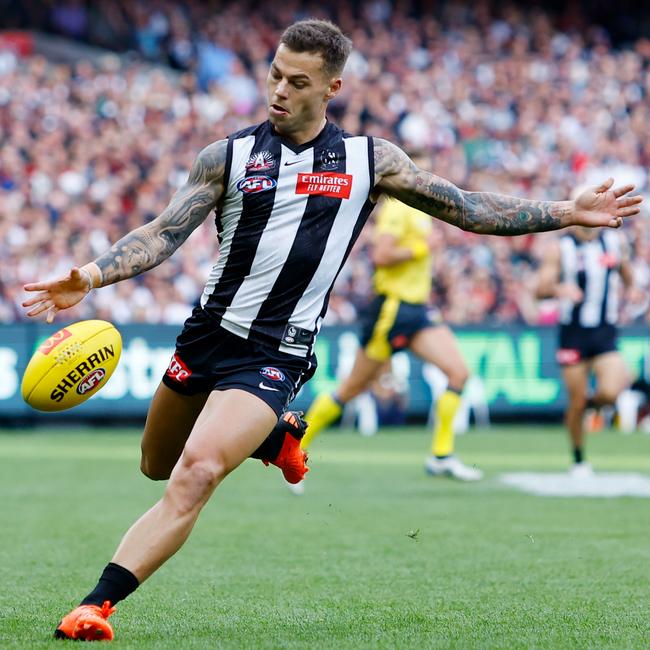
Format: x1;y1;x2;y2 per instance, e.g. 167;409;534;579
200;120;375;357
558;230;623;328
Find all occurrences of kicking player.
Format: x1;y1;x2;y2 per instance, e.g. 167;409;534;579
22;19;641;641
536;226;639;476
302;167;482;489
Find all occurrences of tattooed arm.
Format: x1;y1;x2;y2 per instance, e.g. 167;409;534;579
373;138;642;235
23;139;227;322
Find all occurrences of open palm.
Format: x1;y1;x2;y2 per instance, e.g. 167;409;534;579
22;267;91;323
574;178;643;228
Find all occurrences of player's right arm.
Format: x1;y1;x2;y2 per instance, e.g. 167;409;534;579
535;240;582;302
372;138;642;234
23;139;227;322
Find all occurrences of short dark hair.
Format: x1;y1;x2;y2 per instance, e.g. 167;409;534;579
280;19;352;78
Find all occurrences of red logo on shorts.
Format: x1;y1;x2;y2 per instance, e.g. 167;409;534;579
166;353;192;385
556;348;581;365
296;172;352;199
39;328;72;355
390;334;409;350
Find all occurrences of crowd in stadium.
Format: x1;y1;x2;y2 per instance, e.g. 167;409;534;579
1;0;649;325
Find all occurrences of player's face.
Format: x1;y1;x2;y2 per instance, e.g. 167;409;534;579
267;44;341;137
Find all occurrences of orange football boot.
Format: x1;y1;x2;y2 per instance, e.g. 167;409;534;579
54;600;116;641
263;411;309;484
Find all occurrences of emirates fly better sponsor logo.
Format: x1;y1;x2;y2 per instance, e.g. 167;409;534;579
296;172;352;199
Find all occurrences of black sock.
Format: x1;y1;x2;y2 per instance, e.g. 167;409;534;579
80;563;139;607
250;420;285;461
573;447;584;464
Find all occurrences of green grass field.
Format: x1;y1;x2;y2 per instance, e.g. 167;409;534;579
1;426;649;649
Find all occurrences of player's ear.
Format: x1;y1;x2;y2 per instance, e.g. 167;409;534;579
325;77;342;101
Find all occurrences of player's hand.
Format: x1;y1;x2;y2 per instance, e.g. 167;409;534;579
572;178;643;228
555;282;583;303
22;267;92;323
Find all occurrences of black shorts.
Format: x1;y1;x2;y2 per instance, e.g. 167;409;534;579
162;307;316;417
359;295;441;361
557;324;618;366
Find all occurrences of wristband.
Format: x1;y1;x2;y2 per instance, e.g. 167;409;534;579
79;268;93;292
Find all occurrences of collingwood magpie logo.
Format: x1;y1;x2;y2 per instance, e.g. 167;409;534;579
320;150;339;170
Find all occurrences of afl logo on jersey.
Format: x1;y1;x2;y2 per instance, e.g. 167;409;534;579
237;176;277;194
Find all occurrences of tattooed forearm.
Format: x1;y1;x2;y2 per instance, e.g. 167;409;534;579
374;138;574;235
95;140;227;286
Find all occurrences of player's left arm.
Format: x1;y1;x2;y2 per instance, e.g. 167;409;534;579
23;139;227;322
372;138;643;235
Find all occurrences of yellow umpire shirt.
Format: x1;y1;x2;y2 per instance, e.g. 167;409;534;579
372;198;433;304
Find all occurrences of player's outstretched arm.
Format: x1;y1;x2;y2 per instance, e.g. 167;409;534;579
373;139;643;235
23;139;227;322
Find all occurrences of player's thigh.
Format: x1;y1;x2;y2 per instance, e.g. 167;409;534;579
141;382;209;478
592;351;630;399
409;325;468;387
337;348;386;402
561;362;590;401
175;388;278;479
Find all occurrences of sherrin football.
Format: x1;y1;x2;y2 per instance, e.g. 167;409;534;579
21;320;122;412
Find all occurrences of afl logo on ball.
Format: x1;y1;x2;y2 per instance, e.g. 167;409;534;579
260;367;285;382
237;176;277;194
76;368;106;395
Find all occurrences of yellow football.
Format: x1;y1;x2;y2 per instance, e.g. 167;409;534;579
21;320;122;412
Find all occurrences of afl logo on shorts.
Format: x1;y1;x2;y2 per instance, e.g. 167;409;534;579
237;176;277;194
260;367;285;382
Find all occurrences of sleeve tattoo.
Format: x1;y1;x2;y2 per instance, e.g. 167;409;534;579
373;138;573;235
95;139;227;286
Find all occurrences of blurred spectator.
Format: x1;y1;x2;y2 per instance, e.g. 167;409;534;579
1;0;648;325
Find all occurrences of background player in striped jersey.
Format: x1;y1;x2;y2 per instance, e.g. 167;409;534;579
22;18;642;641
302;152;481;492
536;226;641;476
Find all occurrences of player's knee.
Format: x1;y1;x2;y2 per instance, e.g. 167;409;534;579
165;453;228;514
568;392;587;411
447;364;469;392
595;387;621;406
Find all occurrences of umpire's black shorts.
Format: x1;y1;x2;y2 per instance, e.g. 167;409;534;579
162;306;316;417
359;294;441;361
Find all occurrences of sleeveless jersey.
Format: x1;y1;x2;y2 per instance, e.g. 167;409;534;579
200;120;375;357
558;230;623;328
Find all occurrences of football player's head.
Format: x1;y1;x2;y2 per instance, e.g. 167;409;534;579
267;20;352;136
